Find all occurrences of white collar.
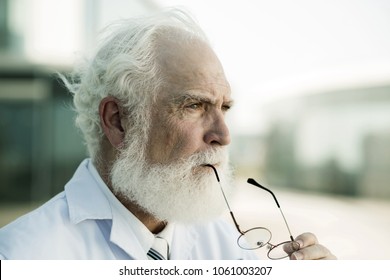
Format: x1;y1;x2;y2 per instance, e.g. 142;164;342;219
87;160;174;258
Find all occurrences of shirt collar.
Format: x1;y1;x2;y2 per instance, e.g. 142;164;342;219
65;159;175;259
88;161;176;258
87;160;155;259
65;159;112;223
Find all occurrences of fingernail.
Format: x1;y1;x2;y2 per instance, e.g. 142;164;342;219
292;241;300;251
296;239;304;248
291;251;303;260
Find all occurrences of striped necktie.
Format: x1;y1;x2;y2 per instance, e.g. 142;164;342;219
147;236;169;260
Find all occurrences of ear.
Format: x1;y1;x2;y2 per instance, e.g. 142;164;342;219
99;96;126;149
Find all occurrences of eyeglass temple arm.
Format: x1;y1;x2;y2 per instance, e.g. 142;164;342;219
205;164;244;235
247;178;295;242
247;178;280;207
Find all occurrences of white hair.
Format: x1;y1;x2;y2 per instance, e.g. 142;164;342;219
61;8;209;161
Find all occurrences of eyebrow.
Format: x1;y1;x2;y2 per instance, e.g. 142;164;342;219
171;92;234;107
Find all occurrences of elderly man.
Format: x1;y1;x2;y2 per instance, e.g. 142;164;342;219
0;9;335;260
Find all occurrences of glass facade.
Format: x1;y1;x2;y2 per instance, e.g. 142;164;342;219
0;68;85;202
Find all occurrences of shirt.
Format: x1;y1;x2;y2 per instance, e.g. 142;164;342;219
0;159;259;260
88;161;175;258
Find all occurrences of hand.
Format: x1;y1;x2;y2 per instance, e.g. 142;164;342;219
284;232;337;260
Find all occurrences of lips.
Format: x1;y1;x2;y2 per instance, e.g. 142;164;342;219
203;164;220;182
202;163;219;168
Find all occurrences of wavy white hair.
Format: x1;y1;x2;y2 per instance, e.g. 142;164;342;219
61;8;208;161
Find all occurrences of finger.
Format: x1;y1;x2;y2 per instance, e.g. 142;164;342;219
282;241;300;255
290;244;334;260
319;254;337;260
294;232;318;248
283;232;318;255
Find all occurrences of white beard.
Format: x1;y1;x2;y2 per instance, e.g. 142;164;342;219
110;136;235;223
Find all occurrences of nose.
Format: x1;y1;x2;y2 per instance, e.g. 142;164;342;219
204;111;231;146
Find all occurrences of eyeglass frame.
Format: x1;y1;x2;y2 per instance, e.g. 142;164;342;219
205;164;300;260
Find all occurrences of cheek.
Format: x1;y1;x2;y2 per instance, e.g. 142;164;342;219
160;120;206;162
177;124;203;149
148;122;175;161
167;122;204;156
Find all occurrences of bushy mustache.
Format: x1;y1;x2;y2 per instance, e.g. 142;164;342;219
143;148;229;179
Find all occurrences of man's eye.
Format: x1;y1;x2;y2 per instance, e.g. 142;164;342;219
187;103;202;110
222;105;231;112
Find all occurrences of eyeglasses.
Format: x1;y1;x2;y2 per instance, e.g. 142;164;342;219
206;164;300;260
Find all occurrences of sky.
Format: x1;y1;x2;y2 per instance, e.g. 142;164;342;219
156;0;390;133
157;0;390;86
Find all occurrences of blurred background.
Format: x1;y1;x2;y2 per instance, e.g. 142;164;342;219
0;0;389;259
